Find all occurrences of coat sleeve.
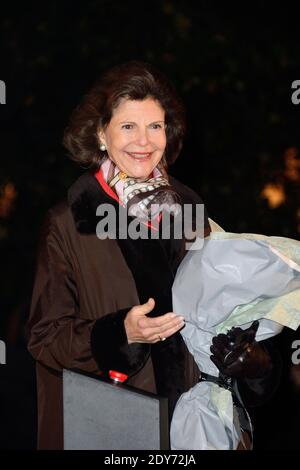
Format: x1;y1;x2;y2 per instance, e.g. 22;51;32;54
27;208;100;373
27;207;149;376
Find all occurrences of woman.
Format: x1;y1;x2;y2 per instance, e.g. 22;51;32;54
27;61;277;450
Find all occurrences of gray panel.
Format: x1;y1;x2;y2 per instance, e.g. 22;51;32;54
63;369;168;450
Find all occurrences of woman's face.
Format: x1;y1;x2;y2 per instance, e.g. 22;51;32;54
98;98;166;179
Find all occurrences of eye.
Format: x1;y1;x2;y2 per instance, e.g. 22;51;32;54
121;124;134;130
150;123;163;129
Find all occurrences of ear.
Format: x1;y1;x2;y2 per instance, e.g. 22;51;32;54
97;128;107;147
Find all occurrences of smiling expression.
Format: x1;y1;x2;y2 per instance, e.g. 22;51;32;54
98;98;167;179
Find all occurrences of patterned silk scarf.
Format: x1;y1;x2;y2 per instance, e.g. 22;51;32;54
101;157;181;221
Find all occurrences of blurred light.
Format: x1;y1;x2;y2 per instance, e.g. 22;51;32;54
284;147;300;182
260;183;286;209
0;182;18;218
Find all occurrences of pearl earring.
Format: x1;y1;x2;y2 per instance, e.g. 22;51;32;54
100;143;106;151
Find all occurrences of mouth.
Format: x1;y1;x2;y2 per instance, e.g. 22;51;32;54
125;151;153;161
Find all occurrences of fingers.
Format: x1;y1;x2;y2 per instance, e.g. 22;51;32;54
210;355;226;375
210;321;262;379
210;344;228;363
221;351;248;377
211;345;240;367
141;316;185;343
212;334;231;350
138;312;182;329
226;327;245;345
210;332;247;371
134;297;155;315
211;347;247;377
159;317;185;337
227;321;259;346
210;334;232;362
125;297;186;344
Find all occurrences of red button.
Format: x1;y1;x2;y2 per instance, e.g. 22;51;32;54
109;370;128;383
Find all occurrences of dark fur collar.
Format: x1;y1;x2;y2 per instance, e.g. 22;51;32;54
67;169;208;235
67;171;107;234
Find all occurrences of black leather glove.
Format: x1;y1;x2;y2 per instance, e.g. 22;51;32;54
210;320;272;379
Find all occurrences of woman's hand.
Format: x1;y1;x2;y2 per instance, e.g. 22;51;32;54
210;320;272;379
124;297;185;344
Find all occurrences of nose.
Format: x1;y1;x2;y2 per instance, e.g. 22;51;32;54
135;127;150;147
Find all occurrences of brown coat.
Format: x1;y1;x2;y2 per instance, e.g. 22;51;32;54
27;170;210;449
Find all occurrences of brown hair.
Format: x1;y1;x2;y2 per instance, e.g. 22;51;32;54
63;61;186;170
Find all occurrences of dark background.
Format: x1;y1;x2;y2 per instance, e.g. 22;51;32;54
0;0;299;450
